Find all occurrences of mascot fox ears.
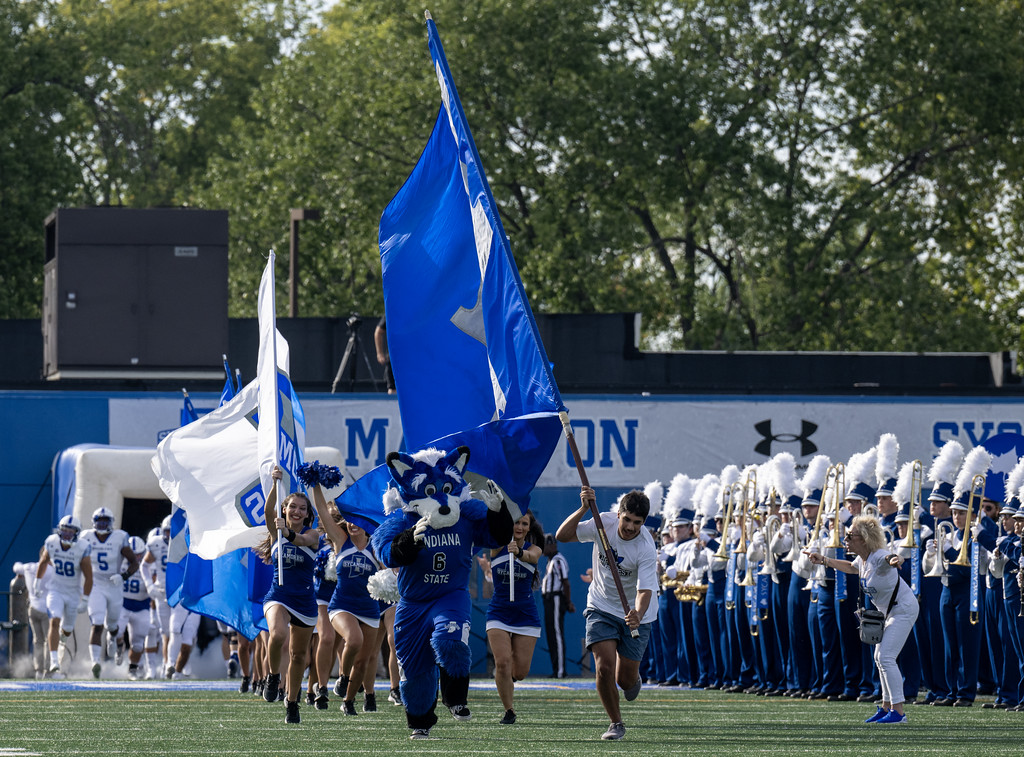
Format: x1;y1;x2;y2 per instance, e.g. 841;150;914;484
386;446;471;499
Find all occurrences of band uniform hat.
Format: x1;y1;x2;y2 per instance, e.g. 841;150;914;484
894;502;910;524
926;439;965;503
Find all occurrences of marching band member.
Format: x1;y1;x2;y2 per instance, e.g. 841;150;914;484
890;462;924;704
1004;490;1024;711
920;439;963;705
768;453;801;696
938;446;997;707
697;475;729;690
655;480;685;687
988;479;1023;711
841;450;878;702
799;455;831;699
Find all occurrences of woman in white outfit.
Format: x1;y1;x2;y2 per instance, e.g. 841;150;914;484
806;515;918;724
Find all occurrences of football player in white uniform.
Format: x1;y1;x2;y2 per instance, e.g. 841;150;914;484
36;515;93;678
117;536;152;679
142;518;171;678
81;507;139;678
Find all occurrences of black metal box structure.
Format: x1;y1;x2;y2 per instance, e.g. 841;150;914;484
43;208;229;379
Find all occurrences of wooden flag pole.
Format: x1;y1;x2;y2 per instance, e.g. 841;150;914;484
559;411;639;638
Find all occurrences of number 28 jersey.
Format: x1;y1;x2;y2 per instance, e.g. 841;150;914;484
44;534;91;593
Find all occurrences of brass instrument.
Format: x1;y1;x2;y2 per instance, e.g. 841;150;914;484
897;460;923;550
924;521;955;578
863;503;879;519
759;514;782;579
736;494;760;587
825;463;846;551
801;477;831;600
951;474;986;568
675;582;708;603
714;483;742;561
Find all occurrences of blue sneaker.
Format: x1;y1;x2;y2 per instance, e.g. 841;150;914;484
876;710;908;724
864;707;889;723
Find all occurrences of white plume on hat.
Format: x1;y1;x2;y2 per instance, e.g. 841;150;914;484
662;474;693;524
644;480;665;518
928;440;964;486
700;477;722;521
875;433;899;487
892;460;917;506
756;462;773;502
688;473;714;511
1006;456;1024;504
771;452;799;502
846;447;877;491
720;465;741;492
801;455;832;500
953;446;992;500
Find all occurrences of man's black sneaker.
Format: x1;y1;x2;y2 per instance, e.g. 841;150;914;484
314;685;329;710
341;699;357;716
363;693;377;712
449;704;471;721
389;687;402;706
305;690;315;706
263;673;281;703
500;708;516;725
410;728;430;740
285;700;300;724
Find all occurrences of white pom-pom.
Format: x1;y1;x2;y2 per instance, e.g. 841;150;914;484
367;568;400;603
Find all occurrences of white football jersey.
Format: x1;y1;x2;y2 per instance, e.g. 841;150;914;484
43;534;91;592
81;529;130;578
145;535;170;587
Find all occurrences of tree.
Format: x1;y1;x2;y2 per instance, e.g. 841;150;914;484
0;0;81;318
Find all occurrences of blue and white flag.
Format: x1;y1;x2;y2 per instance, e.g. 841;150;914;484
257;252;305;498
153;381;266;559
358;16;565;516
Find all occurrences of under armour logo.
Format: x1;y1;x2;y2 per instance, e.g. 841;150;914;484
754;419;818;457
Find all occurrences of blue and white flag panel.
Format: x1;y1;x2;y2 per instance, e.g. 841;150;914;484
374;17;564;508
152;381;266;559
257;252;306;497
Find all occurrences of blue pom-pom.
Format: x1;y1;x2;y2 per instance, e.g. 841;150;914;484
295;460;342;488
318;464;343;489
296;461;320;488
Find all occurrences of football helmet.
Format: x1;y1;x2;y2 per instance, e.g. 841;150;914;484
58;515;82;545
128;535;146;555
92;506;115;535
161;515;172;543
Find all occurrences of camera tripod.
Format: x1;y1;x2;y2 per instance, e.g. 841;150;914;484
331;315;382;393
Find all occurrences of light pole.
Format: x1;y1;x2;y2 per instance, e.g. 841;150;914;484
289;208;321;317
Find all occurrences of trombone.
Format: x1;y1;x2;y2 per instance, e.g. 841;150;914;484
951;473;986;625
896;460;923;550
924;521;955;578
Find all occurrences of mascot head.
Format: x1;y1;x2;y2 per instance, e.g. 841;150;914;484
383;446;472;530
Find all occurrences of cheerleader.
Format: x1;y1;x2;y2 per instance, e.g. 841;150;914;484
255;465;319;724
485;509;545;724
310;484;382;716
311;502;343;710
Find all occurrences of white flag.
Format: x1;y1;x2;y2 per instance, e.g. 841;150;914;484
151;381;265;559
257;252;304;497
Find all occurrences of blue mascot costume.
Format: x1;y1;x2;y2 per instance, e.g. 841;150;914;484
371;445;517;738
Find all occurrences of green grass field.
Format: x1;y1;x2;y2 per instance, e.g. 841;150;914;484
2;681;1024;756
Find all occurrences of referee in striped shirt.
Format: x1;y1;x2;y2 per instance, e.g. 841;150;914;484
541;534;575;678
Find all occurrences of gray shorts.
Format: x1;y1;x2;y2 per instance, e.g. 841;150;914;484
583;607;652;662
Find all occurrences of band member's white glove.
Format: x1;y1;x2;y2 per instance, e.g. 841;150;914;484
941;535;954;553
970;523;982;539
665;565;678;580
780;522;792;537
925;539;937;555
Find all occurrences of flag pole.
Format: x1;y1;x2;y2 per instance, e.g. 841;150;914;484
268;251;284;586
558;411;639;638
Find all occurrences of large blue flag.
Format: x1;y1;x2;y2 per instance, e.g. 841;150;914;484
342;15;565;523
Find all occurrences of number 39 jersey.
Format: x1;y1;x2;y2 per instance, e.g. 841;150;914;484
44;534;92;593
81;529;130;578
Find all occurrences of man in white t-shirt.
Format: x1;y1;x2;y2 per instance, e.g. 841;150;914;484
556;486;658;742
